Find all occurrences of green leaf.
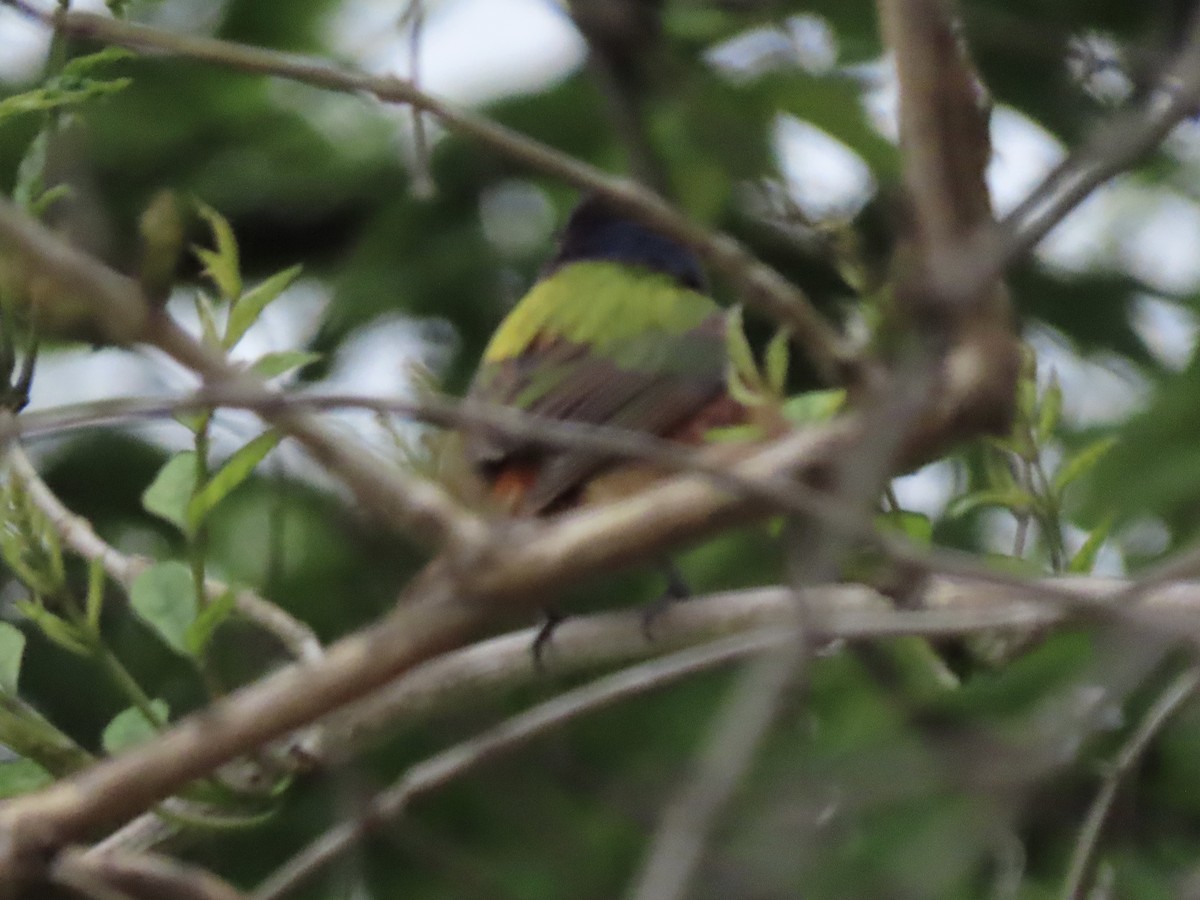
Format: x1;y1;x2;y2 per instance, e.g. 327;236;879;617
982;447;1018;491
878;511;933;546
1068;516;1114;574
781;389;846;425
184;589;237;656
0;75;131;125
102;700;169;755
175;407;212;435
187;431;280;530
225;265;302;349
60;47;135;78
946;488;1034;519
1037;373;1062;444
726;366;766;407
0;623;26;694
1016;375;1038;425
28;185;71;219
724;306;761;392
249;350;321;379
130;562;197;656
764;329;790;397
194;292;222;349
16;601;89;656
1054;437;1118;495
0;759;52;799
13;130;48;214
704;423;767;443
85;558;106;632
194;202;241;301
141;452;198;533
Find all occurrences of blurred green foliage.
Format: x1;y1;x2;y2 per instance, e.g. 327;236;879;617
2;0;1200;897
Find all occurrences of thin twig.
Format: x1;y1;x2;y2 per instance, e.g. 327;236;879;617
399;0;434;199
252;630;785;900
1059;666;1200;900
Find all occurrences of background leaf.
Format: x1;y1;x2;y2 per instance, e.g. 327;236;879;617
129;562;197;656
102;700;169;755
0;623;26;694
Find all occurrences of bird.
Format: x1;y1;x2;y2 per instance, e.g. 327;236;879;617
462;195;747;520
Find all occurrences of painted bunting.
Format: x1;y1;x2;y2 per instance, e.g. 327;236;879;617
464;196;745;517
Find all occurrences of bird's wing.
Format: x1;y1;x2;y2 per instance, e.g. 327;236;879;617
465;262;728;514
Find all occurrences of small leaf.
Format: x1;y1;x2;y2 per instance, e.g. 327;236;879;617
724;306;762;392
705;423;766;443
1054;437;1118;495
185;589;237;656
878;510;933;546
0;759;52;799
142;452;198;533
102;700;168;755
193;292;222;348
187;431;280;530
225;265;302;349
726;366;766;407
982;447;1018;491
1016;373;1038;424
764;329;790;397
60;47;134;78
1037;372;1062;444
0;70;131;125
85;558;106;631
249;350;321;380
1069;517;1114;574
16;601;89;656
175;408;212;434
781;389;846;425
28;184;70;219
946;488;1034;519
193;202;241;300
0;623;26;694
13;130;48;213
130;562;197;656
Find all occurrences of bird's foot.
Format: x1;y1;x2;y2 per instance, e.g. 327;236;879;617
641;562;691;642
531;609;566;671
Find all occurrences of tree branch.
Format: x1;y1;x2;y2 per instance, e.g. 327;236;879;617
253;630;785;900
53;846;247;900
